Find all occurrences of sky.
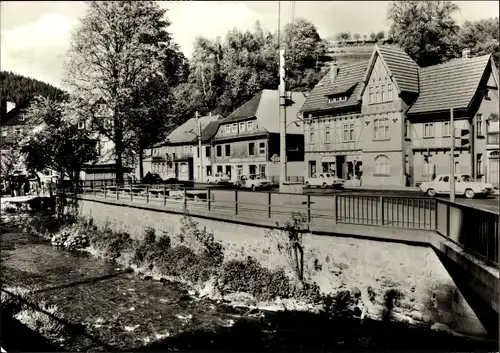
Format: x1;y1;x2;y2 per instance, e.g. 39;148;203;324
1;1;498;89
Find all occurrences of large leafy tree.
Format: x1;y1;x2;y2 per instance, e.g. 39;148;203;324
283;18;327;92
388;1;460;67
64;1;183;183
456;17;499;66
18;97;98;182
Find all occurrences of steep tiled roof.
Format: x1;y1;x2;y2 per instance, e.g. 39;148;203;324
407;54;491;115
377;45;420;93
300;61;368;114
224;91;263;122
161;114;222;145
219;89;306;135
200;120;221;143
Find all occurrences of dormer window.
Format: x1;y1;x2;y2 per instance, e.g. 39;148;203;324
18;114;25;122
225;125;231;133
328;96;347;103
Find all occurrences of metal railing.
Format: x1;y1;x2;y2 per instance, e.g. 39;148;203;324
69;184;498;266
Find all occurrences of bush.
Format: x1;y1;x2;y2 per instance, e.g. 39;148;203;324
89;227;134;260
216;257;294;301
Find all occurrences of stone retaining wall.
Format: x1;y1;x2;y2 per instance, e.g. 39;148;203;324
75;198;487;337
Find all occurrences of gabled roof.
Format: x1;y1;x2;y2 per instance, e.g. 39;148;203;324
219;89;306;135
224;91;263;122
200;120;221;143
162;114;222;145
300;61;368;114
407;54;492;115
358;44;419;99
1;107;30;126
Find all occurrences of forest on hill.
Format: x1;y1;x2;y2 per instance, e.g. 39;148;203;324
0;71;66;109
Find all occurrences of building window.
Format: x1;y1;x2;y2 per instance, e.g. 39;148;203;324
387;85;393;100
216;145;222;157
247;121;253;131
308;161;316;177
373;118;389;140
259;164;266;178
310;131;315;144
343;123;354;142
248;142;255;156
225;165;231;178
232;123;237;133
15;127;22;135
205;146;210;158
184;146;191;154
225;125;230;133
443;122;451;137
374;155;390;175
484;89;490;100
476;114;483;136
325;125;331;143
18;114;25;122
196;147;200;158
423;123;434;138
239;122;245;132
259;142;266;155
328;97;334;104
1;129;6;137
381;85;385;101
206;166;212;176
225;144;231;157
477;153;483;176
217;165;223;173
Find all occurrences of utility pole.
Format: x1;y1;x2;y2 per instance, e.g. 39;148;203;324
450;108;456;202
196;111;203;183
279;48;287;186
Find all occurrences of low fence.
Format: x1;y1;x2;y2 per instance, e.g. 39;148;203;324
73;183;498;266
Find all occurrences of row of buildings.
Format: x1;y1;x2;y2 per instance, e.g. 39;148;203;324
142;45;499;187
2;44;499;188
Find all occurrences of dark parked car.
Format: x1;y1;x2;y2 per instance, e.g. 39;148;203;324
143;173;163;185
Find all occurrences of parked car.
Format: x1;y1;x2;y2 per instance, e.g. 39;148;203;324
236;174;272;191
143;172;163;185
206;173;230;184
304;173;345;189
419;174;494;199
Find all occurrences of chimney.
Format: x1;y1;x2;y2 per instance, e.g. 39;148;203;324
330;62;338;84
462;48;471;59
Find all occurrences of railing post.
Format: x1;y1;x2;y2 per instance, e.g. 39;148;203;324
116;184;119;200
307;194;311;223
184;188;187;209
163;185;167;207
268;192;272;218
146;185;149;204
104;181;107;199
433;199;438;230
92;182;95;197
130;184;133;202
446;203;450;239
235;190;238;215
333;194;337;224
207;189;211;211
379;196;384;227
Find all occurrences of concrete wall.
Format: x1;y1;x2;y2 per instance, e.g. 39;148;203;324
74;198;488;337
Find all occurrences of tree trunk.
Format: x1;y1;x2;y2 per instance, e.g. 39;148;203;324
139;147;144;182
115;152;124;184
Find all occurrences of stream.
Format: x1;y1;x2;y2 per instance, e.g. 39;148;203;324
1;222;496;352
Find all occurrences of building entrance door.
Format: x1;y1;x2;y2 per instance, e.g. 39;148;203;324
336;156;345;179
488;152;499;187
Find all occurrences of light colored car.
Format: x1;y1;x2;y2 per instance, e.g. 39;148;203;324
304;173;345;189
419;174;494;199
206;172;230;184
237;174;272;191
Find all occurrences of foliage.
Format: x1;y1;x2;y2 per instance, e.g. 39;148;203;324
178;212;224;267
216;257;293;301
64;1;185;183
322;288;363;318
14;300;65;339
0;71;66;109
267;212;308;281
387;1;460;67
456;17;499;66
283;18;328;92
88;227;134;260
18;97;98;181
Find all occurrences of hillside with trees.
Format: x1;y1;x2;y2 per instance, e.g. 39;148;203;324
0;70;66;109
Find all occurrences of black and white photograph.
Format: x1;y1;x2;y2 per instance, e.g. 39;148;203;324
0;1;499;351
